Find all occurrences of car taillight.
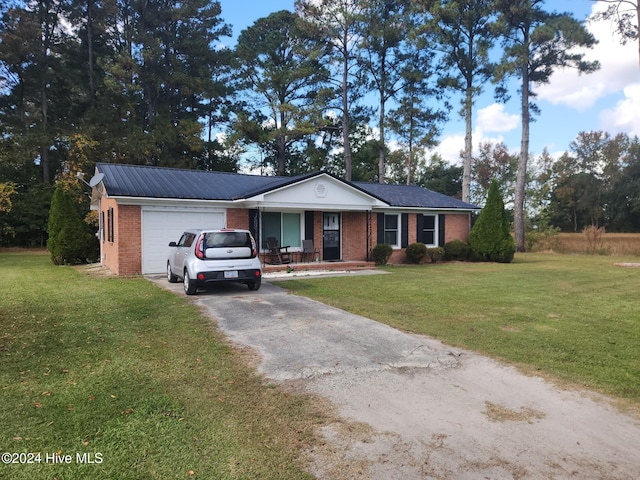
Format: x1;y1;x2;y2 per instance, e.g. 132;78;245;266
255;270;261;277
195;235;205;259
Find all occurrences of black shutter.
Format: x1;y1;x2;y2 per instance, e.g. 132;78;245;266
249;209;260;247
438;214;446;247
416;214;424;244
305;211;314;240
401;213;409;248
377;213;385;244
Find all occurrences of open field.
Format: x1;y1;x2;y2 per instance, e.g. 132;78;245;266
280;253;640;408
536;232;640;256
0;252;323;480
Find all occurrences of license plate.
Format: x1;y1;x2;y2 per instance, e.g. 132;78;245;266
224;270;238;279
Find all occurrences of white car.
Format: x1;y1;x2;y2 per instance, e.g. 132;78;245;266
167;228;262;295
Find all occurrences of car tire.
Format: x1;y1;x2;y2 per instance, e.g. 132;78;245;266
183;270;197;295
247;277;261;291
167;262;178;283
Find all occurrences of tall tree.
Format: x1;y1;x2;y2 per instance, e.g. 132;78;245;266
234;10;328;175
592;0;640;68
0;0;74;183
493;0;599;251
429;0;496;203
361;0;411;183
387;51;445;185
296;0;367;181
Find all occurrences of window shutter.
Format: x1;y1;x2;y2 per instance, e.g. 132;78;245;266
416;214;424;244
377;213;385;244
438;214;446;247
401;213;409;248
305;211;314;240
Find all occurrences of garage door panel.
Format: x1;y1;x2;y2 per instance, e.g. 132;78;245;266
142;209;224;274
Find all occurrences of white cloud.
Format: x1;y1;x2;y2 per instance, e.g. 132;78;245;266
536;3;638;109
476;103;520;134
600;83;640;136
430;129;510;165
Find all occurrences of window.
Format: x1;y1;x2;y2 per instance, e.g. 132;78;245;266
384;214;399;247
107;208;114;243
422;215;436;246
178;233;195;247
262;212;301;249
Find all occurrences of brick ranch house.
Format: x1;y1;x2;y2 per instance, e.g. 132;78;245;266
90;163;479;275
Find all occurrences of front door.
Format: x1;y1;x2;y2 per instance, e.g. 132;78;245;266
322;212;341;261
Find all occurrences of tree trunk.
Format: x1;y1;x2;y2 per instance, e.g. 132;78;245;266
342;36;352;181
463;86;473;204
636;3;640;69
514;63;530;252
378;90;385;184
87;0;96;108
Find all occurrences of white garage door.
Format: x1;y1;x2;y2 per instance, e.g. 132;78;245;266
142;208;225;274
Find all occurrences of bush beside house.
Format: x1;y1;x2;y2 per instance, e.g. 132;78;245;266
468;179;515;263
47;185;98;265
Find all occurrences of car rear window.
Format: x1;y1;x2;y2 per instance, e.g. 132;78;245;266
204;232;251;248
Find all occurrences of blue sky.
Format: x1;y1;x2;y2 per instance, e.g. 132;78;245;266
218;0;640;164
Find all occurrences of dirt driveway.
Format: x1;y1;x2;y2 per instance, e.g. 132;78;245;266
149;275;640;479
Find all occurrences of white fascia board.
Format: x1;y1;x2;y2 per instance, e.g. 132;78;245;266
373;206;477;214
108;196;233;208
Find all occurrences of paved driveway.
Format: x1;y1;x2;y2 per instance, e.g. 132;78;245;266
149;276;640;480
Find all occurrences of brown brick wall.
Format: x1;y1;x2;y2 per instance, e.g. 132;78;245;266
100;197;119;274
226;208;250;229
117;205;141;275
99;198;141;276
371;212;471;264
341;211;368;260
444;214;471;243
101;204;471;274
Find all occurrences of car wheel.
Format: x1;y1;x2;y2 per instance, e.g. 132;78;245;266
183;270;197;295
167;262;178;283
247;277;261;291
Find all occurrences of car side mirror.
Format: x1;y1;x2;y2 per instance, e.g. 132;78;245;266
168;241;177;247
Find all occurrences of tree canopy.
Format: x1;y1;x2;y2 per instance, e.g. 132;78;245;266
0;0;635;249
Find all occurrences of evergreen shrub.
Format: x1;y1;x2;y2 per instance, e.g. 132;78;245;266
444;239;472;261
372;243;393;265
425;247;445;263
47;185;97;265
405;242;427;264
468;179;515;263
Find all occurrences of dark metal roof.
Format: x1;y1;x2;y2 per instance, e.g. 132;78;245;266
353;182;479;210
96;163;479;210
96;163;292;200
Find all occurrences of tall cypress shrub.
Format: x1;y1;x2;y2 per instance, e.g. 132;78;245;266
47;185;96;265
468;179;515;263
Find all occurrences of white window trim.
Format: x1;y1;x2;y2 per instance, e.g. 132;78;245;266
384;213;401;249
423;214;438;248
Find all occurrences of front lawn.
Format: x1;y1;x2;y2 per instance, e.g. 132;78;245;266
279;253;640;405
0;252;322;480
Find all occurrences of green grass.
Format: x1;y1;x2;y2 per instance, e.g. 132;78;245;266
279;253;640;404
0;252;321;480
